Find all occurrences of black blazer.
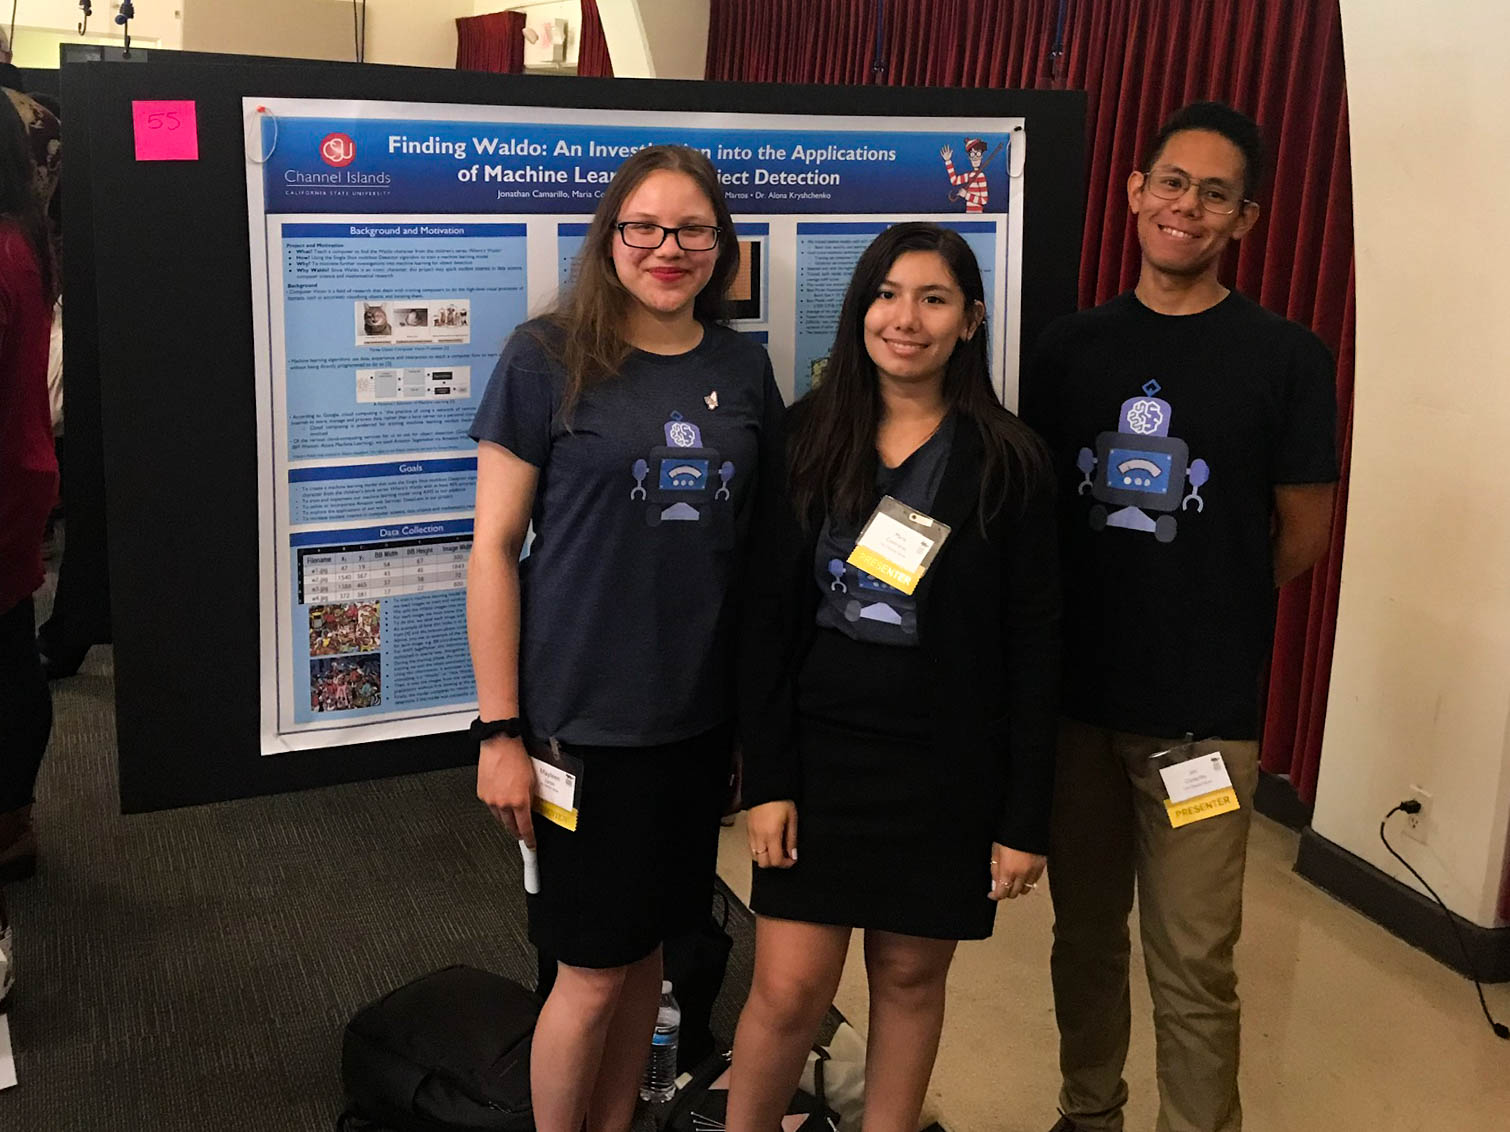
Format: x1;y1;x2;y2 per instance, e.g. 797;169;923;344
737;404;1062;854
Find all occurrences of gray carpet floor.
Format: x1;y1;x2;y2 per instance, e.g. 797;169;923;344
0;538;765;1130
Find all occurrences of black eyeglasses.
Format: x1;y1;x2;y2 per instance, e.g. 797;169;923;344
1141;168;1252;215
614;222;723;251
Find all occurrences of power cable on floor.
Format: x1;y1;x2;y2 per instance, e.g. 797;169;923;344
1380;802;1508;1040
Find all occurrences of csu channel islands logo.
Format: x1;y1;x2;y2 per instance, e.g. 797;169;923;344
320;133;356;167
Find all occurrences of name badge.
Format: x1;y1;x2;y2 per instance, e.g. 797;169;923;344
1158;751;1233;803
527;737;582;832
846;495;951;596
1149;740;1240;829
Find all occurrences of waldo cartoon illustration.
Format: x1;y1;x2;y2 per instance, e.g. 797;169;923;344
940;137;1001;212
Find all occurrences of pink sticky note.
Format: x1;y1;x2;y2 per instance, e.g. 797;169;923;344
132;100;199;161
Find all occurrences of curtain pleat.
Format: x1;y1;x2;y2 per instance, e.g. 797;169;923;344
578;0;615;78
455;12;526;74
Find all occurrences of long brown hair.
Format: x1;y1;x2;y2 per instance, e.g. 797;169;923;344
531;145;739;419
788;222;1046;530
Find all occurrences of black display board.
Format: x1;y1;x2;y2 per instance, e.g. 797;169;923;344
77;59;1085;812
51;52;374;681
49;62;114;677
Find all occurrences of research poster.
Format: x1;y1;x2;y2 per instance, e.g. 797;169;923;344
246;96;1026;754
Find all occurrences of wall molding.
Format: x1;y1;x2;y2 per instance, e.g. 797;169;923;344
1295;828;1510;983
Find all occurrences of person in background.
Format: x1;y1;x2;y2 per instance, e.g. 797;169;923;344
0;82;82;687
1022;101;1338;1132
0;26;25;93
0;80;60;931
467;145;783;1132
728;222;1059;1132
22;91;64;543
32;82;106;684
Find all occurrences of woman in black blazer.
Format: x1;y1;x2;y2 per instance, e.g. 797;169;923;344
726;223;1060;1131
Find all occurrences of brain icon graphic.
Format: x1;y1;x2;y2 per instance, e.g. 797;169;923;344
1125;399;1166;436
668;421;699;448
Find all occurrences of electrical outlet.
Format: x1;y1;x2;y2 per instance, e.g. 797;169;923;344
1403;786;1432;844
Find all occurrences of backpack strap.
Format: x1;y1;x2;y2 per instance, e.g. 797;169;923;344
810;1044;832;1112
662;1049;732;1130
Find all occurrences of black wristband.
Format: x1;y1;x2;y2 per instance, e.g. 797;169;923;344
470;716;523;743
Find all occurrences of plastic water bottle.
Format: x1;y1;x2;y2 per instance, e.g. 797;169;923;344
639;980;681;1103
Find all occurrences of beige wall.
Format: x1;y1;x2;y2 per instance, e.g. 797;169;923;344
365;0;474;69
9;0;704;74
513;0;707;79
9;0;183;59
634;0;709;79
180;0;468;67
181;0;354;62
594;0;651;77
1320;1;1510;927
15;0;465;68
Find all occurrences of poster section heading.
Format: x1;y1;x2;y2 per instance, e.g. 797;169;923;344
264;117;1013;216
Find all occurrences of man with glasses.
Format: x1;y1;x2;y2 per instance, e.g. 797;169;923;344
1023;102;1338;1132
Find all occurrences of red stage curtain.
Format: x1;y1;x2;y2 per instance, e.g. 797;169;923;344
706;0;1355;805
456;11;526;74
578;0;615;77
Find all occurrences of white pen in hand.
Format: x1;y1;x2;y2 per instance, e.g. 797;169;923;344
519;840;539;894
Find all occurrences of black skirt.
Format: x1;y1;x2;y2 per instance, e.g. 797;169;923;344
750;629;1000;940
527;723;732;969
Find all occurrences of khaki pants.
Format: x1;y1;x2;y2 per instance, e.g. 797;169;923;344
1048;718;1260;1132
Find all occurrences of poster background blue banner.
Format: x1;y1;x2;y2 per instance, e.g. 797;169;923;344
263;117;1012;216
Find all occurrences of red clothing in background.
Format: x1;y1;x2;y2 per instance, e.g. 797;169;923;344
0;221;57;612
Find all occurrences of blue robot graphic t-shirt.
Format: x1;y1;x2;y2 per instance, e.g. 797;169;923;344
470;320;783;747
1023;291;1337;740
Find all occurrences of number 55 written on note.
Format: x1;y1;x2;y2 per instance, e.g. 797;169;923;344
132;100;200;161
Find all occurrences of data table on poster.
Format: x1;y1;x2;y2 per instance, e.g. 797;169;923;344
296;537;471;604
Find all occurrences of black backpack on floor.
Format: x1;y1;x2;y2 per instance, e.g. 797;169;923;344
338;965;538;1132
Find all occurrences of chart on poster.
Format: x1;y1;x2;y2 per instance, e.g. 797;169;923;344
246;97;1026;753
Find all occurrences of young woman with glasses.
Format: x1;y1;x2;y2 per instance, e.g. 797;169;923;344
467;144;783;1132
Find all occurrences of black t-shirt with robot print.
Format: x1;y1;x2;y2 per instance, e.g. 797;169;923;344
470;320;783;747
1023;291;1337;740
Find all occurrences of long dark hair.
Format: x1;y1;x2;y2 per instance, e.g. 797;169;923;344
788;222;1045;529
532;145;740;419
0;94;56;305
